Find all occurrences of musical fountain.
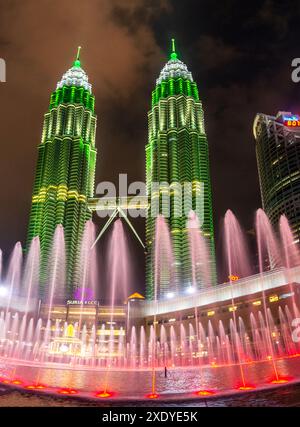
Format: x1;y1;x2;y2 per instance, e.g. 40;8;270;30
0;210;299;401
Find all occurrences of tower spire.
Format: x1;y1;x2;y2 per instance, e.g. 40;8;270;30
170;38;177;60
74;46;81;67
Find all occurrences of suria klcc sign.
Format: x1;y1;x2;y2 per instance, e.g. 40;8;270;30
67;287;98;305
283;114;300;127
66;300;98;306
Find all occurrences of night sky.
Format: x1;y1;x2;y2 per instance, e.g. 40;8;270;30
0;0;299;295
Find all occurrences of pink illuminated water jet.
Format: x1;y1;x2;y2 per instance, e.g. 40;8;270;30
0;212;298;400
187;210;211;290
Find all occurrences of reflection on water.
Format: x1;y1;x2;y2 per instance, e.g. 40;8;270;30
0;382;300;407
0;356;299;400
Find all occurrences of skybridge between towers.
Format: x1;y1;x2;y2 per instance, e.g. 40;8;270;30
88;196;149;249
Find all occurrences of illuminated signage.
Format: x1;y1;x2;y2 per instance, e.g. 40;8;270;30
283;115;300;127
68;288;98;305
228;275;239;281
252;300;262;306
66;300;98;306
284;119;300;127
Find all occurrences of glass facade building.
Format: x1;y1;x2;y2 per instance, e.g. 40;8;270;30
27;50;97;298
254;111;300;243
145;41;216;299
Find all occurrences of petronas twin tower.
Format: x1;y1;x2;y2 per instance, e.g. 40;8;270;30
27;42;216;300
146;42;216;298
27;49;97;297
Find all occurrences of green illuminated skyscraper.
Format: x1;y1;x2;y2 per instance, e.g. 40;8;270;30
146;40;216;299
27;48;97;298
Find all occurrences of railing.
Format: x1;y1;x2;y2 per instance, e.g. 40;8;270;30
134;266;300;317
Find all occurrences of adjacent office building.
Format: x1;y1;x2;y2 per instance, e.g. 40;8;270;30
254;111;300;243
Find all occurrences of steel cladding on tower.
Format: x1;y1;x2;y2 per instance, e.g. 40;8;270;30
145;41;216;299
27;49;97;298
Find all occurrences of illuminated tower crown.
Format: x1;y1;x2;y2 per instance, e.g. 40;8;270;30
146;40;216;299
27;47;97;298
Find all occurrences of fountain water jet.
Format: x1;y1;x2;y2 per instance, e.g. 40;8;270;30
150;215;175;398
187;210;211;291
279;214;300;317
0;249;2;282
45;225;66;324
76;220;99;329
224;210;252;388
101;218;130;395
256;209;282;381
0;210;299;399
5;242;23;316
22;237;40;316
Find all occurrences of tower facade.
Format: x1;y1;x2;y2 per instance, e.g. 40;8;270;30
145;41;216;299
254;111;300;243
27;49;97;298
